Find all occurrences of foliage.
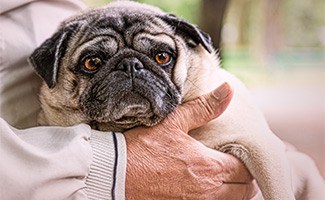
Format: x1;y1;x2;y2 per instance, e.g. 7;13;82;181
82;0;111;7
137;0;200;24
281;0;325;47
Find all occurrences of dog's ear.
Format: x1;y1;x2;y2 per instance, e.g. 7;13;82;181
160;14;213;53
28;25;75;88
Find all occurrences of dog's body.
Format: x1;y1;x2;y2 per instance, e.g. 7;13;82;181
29;2;322;200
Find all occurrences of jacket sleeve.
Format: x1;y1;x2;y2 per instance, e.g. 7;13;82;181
0;118;126;200
87;129;126;200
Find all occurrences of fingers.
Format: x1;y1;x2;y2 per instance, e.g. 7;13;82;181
167;82;233;132
216;153;253;183
201;146;253;184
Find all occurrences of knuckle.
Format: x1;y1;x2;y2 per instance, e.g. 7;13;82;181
197;96;216;119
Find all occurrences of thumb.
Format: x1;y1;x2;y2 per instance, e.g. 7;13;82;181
167;82;233;132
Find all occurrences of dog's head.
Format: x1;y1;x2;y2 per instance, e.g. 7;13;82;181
29;1;216;131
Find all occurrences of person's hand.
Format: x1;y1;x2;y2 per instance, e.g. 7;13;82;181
124;83;258;200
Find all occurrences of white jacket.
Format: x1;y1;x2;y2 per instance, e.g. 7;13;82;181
0;1;126;199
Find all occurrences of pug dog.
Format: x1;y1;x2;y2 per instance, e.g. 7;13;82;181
28;1;304;200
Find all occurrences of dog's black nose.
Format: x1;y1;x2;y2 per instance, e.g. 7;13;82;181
117;57;144;74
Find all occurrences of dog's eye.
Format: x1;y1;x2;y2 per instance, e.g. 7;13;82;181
83;57;102;72
155;52;172;66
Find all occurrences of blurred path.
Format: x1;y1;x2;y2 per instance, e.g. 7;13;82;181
251;79;325;177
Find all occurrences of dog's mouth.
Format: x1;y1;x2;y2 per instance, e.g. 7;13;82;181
89;91;163;132
110;93;151;120
81;84;174;131
108;92;158;125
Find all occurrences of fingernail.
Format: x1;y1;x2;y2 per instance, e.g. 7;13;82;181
213;82;232;101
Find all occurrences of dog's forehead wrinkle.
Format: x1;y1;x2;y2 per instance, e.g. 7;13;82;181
63;6;175;56
134;32;176;50
72;15;167;51
71;36;119;62
122;17;169;46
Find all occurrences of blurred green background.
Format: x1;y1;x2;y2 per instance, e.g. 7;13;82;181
83;0;325;176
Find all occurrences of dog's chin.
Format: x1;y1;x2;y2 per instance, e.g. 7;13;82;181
89;92;167;132
110;93;153;120
93;112;163;132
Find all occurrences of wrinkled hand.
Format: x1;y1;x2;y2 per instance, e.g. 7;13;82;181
124;83;258;200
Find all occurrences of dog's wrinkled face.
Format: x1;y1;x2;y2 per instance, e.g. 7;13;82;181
29;1;214;131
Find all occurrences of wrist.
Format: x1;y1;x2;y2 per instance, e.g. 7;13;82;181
87;130;126;200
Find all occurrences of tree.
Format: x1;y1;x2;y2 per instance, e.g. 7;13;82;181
199;0;229;50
